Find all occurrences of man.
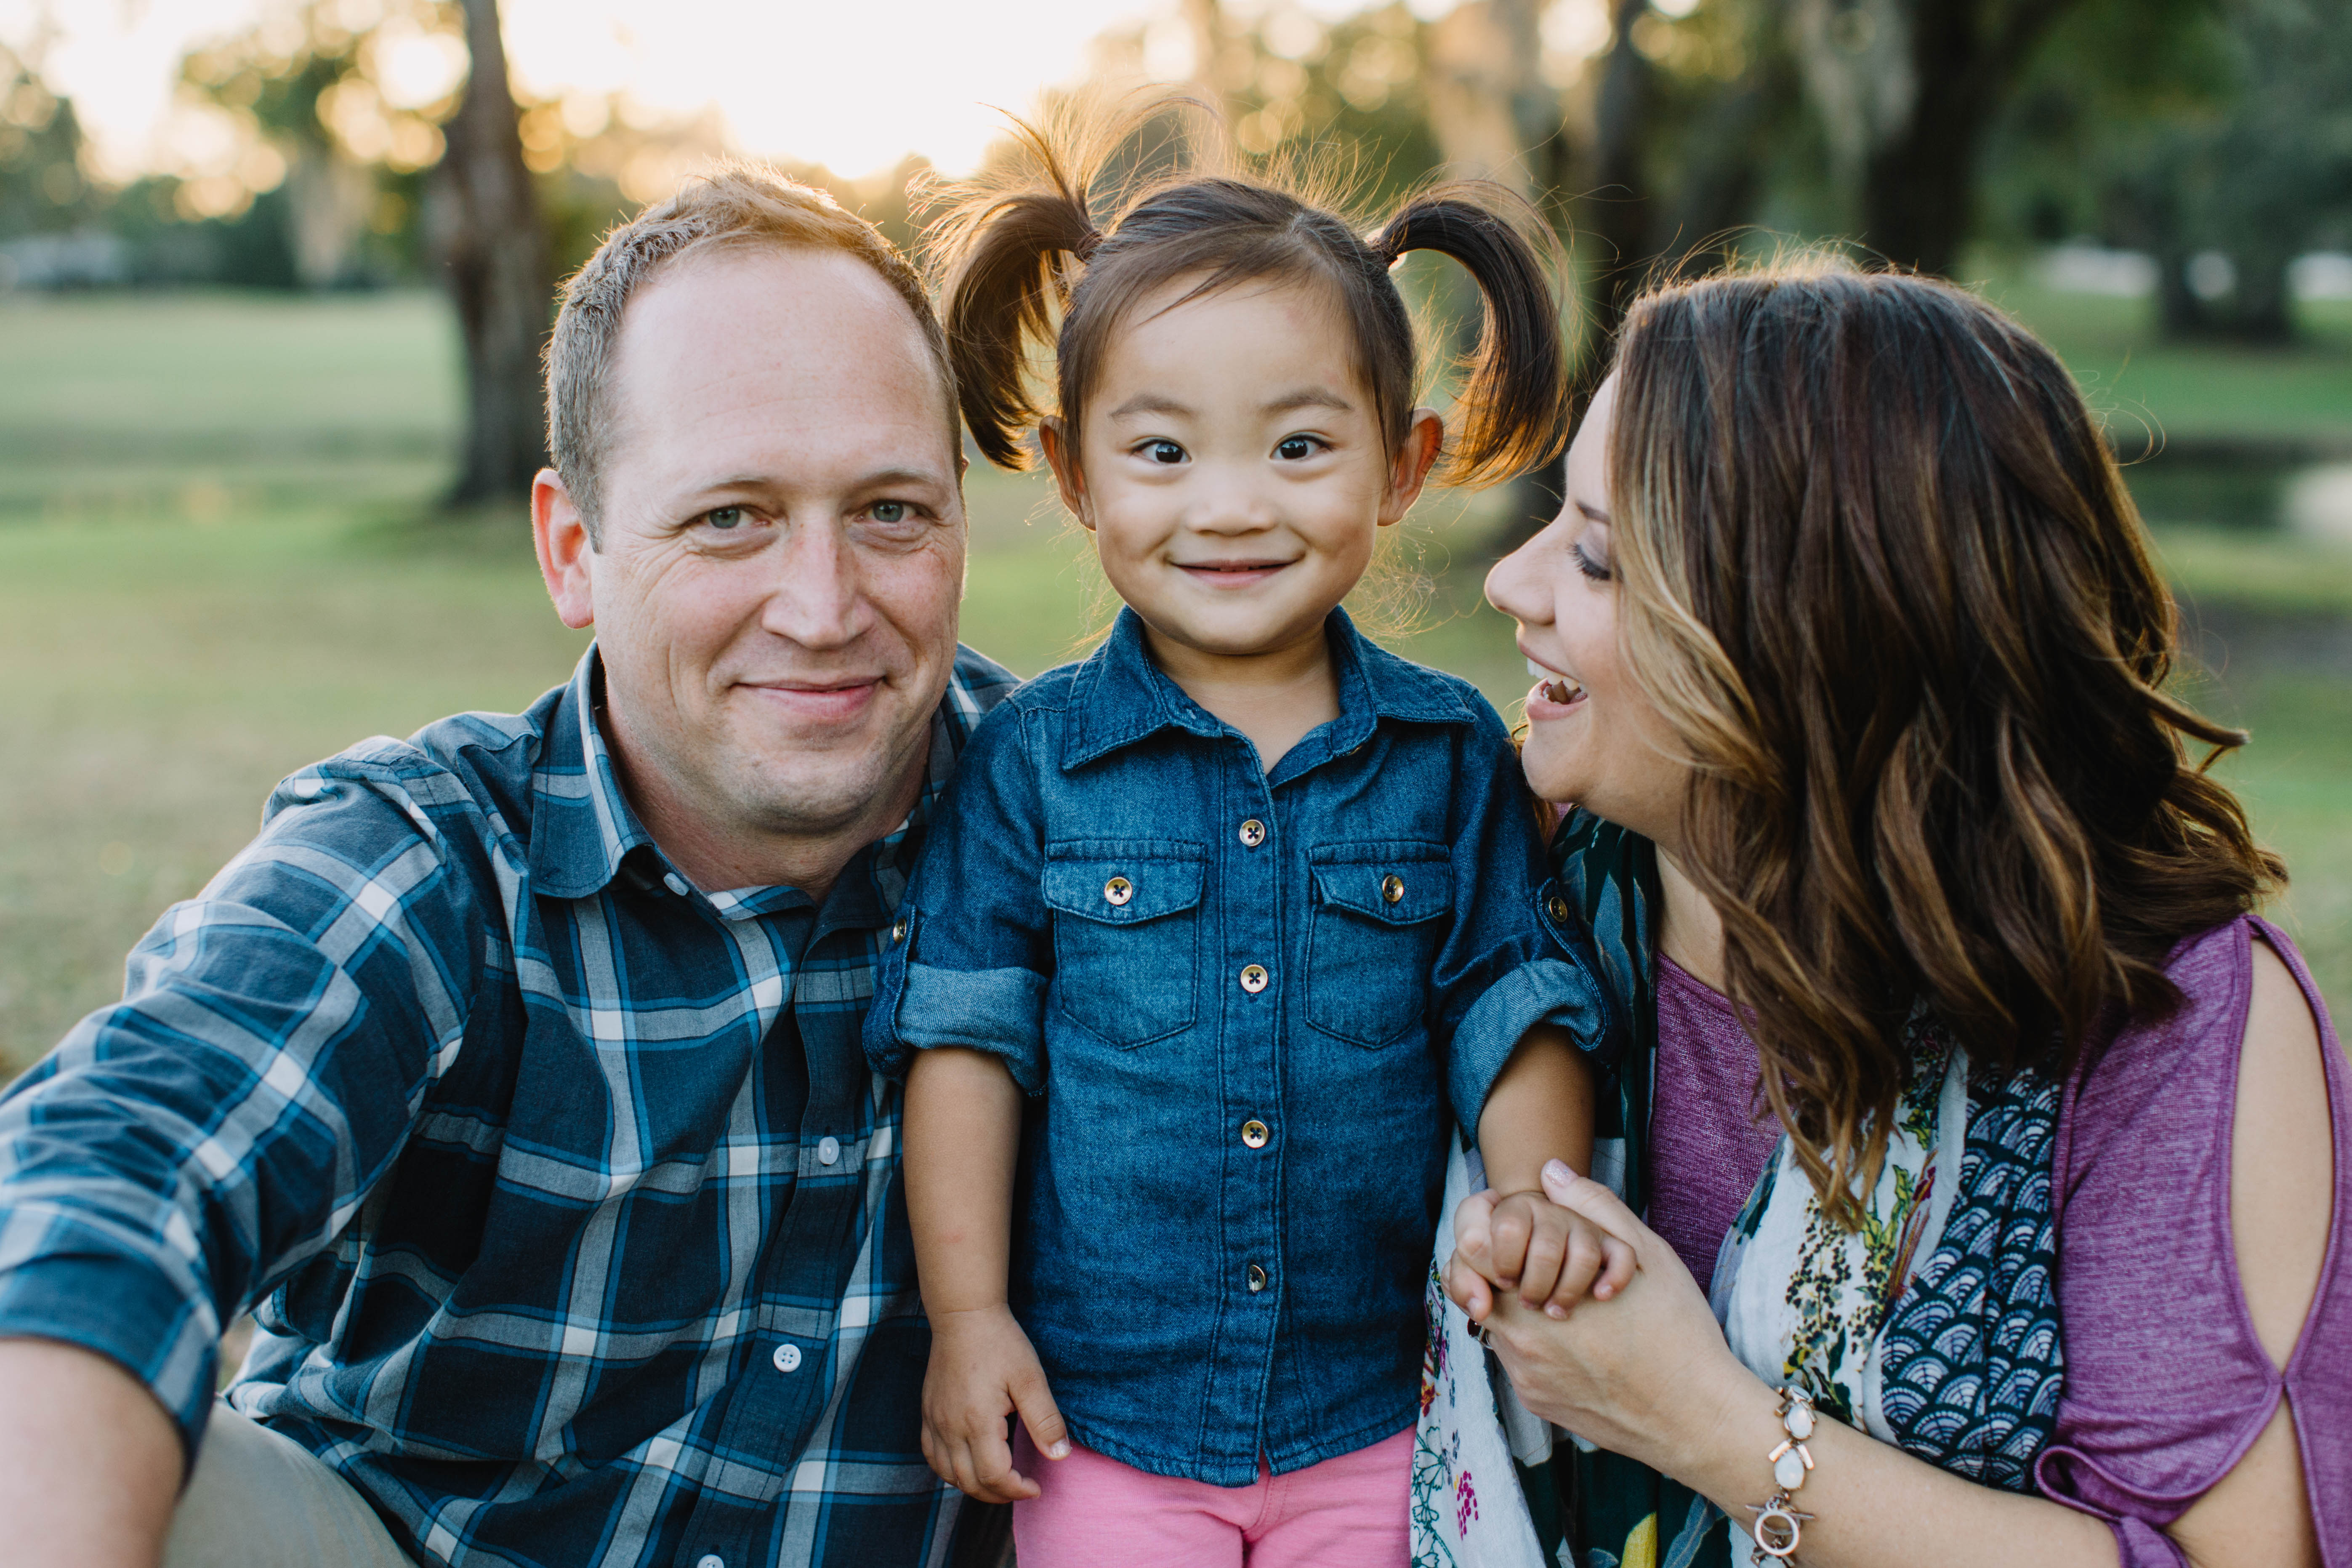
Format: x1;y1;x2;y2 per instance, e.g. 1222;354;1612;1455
0;170;1016;1568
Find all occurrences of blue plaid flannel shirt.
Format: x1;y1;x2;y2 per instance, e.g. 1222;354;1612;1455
0;644;1016;1568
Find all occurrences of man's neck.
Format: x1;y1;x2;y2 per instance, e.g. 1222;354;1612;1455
609;740;928;906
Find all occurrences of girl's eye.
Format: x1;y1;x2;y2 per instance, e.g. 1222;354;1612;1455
1570;538;1614;583
702;506;745;531
1275;435;1320;461
1143;440;1186;465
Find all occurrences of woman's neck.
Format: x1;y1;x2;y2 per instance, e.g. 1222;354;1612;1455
1655;848;1727;993
1144;621;1341;774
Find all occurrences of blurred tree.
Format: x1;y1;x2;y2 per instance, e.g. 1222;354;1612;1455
434;0;549;505
2021;0;2352;342
0;40;108;244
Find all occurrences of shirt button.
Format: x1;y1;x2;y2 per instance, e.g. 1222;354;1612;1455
698;1556;726;1568
772;1343;801;1373
1104;876;1134;906
1547;894;1572;924
1239;964;1269;994
1240;1119;1269;1149
1239;819;1266;848
1381;873;1405;905
663;872;691;897
890;918;908;945
817;1136;841;1166
1246;1263;1268;1293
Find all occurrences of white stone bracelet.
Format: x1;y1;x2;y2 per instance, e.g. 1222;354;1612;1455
1745;1387;1819;1562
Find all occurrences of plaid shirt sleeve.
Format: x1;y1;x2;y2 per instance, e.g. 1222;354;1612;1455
0;738;494;1459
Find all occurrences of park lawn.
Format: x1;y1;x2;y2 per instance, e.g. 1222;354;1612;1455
1;288;2348;1075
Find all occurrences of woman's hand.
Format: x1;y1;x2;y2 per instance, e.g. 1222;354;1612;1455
1448;1159;1755;1472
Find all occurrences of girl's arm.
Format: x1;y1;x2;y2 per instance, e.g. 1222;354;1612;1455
903;1047;1070;1504
1471;1024;1636;1312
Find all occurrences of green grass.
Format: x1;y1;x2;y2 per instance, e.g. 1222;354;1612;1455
1;286;2346;1074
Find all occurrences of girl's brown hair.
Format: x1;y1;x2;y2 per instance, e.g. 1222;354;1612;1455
926;106;1570;485
1607;258;2284;1224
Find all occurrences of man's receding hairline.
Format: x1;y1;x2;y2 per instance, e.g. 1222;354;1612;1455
593;238;963;500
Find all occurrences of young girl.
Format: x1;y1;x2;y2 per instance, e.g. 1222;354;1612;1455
865;121;1627;1565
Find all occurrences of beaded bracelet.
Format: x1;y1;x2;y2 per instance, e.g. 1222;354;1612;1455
1745;1387;1819;1562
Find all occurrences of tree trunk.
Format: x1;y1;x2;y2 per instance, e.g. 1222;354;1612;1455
435;0;551;509
1855;0;2078;277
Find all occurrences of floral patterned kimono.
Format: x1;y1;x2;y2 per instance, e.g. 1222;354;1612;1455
1412;812;2067;1568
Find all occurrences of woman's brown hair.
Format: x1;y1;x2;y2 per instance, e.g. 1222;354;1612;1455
1607;258;2284;1224
925;105;1570;485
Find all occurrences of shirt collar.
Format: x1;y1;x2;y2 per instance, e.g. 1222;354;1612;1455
1060;605;1477;772
529;644;972;921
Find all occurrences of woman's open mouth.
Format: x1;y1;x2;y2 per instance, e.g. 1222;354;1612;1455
1526;658;1587;711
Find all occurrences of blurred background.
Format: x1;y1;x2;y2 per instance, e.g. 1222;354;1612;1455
2;0;2348;1075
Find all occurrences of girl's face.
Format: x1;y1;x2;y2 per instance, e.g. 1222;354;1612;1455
1484;373;1690;844
1043;275;1439;666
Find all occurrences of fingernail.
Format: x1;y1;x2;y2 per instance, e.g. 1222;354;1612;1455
1543;1159;1572;1183
1547;1304;1567;1319
1048;1442;1070;1459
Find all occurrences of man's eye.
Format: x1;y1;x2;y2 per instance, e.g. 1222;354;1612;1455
702;506;745;530
1276;435;1320;461
871;500;908;523
1142;440;1186;465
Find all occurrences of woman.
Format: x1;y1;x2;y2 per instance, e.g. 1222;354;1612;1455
1453;262;2346;1567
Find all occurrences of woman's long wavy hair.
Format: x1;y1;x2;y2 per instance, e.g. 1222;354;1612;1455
1607;258;2285;1225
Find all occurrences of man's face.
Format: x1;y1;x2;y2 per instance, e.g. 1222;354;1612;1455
542;246;966;883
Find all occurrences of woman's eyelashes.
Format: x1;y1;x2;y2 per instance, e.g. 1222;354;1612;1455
1569;536;1614;583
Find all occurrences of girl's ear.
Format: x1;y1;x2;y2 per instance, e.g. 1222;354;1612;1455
1040;416;1096;531
1379;409;1445;527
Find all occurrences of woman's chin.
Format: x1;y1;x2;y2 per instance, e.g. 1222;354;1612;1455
1517;729;1586;807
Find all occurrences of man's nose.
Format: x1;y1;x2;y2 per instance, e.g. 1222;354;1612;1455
759;518;873;650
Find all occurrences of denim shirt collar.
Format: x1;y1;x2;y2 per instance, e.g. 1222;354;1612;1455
1061;605;1477;772
527;644;939;924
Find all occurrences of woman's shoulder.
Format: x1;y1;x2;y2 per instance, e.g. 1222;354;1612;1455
2040;913;2347;1528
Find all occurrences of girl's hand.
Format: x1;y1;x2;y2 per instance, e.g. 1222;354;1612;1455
1447;1160;1754;1471
1451;1187;1638;1319
921;1306;1071;1503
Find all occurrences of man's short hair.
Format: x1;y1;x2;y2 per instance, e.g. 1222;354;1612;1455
546;165;959;543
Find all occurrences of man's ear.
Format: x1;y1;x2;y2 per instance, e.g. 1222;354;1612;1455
533;469;597;630
1038;418;1094;532
1378;408;1445;527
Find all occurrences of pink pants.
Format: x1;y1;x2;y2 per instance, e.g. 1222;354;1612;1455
1010;1426;1413;1568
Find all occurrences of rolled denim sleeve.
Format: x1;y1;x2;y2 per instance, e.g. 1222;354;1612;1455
863;703;1054;1094
1428;706;1618;1127
0;751;486;1464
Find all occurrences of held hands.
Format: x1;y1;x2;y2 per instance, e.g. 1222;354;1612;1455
1451;1177;1638;1321
921;1304;1072;1503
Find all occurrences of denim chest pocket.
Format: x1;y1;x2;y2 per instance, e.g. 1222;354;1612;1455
1305;841;1453;1048
1043;839;1206;1049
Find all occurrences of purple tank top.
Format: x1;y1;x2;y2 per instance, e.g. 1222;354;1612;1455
1647;955;1780;1292
1647;917;2350;1560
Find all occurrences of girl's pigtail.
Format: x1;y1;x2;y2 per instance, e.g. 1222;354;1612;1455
1372;188;1572;487
929;121;1104;470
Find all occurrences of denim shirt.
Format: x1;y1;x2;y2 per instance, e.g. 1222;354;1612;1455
865;608;1612;1485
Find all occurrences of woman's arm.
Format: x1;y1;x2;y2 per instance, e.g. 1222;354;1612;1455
1463;1077;2331;1568
2167;937;2332;1568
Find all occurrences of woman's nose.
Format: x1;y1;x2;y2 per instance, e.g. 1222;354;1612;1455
1485;534;1543;623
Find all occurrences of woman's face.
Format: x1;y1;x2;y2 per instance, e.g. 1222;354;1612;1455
1484;373;1691;845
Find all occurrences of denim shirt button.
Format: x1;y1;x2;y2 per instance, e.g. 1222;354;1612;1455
1546;894;1572;925
889;918;907;945
1238;819;1266;848
1380;874;1405;904
1239;964;1269;994
1240;1119;1270;1149
1246;1263;1269;1293
1104;876;1134;906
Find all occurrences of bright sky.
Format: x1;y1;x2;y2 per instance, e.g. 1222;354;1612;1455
6;0;1468;183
